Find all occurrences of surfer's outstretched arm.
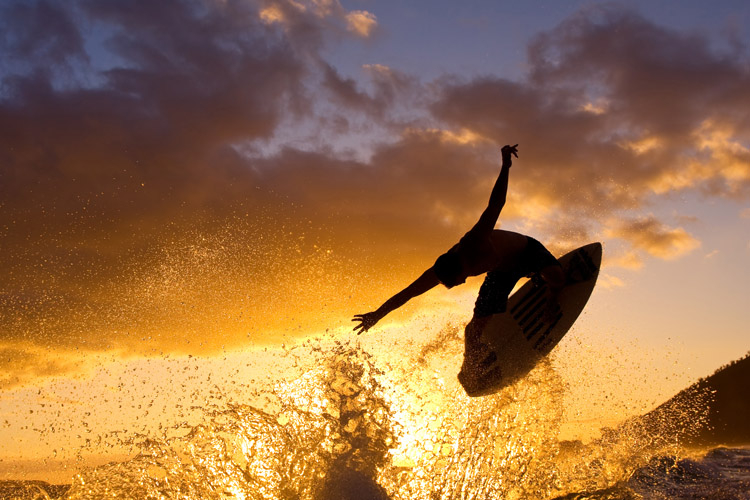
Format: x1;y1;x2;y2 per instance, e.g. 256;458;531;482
472;144;518;235
352;268;440;334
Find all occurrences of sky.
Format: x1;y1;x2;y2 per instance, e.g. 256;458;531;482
1;0;750;482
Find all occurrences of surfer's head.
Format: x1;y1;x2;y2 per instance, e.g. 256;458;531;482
434;252;465;288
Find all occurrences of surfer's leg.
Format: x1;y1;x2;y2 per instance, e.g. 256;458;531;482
539;263;565;290
466;268;516;352
459;317;503;397
464;315;491;351
473;269;513;318
458;270;515;395
525;238;563;287
461;316;495;377
466;269;509;353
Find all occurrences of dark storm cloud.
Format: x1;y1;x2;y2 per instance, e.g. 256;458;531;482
322;62;381;114
0;0;305;218
321;63;418;118
0;0;86;67
253;132;494;236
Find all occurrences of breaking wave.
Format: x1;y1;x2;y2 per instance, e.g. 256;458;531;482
58;327;713;500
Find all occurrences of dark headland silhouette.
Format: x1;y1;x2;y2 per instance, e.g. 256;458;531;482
632;351;750;447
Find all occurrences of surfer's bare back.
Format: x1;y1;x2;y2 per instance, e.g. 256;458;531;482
352;145;565;393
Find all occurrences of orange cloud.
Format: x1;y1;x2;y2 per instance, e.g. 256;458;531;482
606;216;701;260
598;274;626;290
621;136;663;155
258;0;377;39
604;250;644;271
404;127;490;146
346;10;377;37
259;5;286;24
0;344;91;389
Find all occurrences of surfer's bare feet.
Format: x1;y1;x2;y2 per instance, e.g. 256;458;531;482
462;346;496;371
461;316;499;387
458;359;502;397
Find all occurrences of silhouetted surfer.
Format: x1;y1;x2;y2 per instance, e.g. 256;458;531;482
352;144;565;395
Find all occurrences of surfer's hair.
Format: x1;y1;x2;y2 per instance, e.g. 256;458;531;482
434;252;462;288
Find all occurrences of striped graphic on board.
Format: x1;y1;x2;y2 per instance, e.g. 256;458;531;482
534;311;564;351
510;285;545;316
510;283;563;351
508;245;598;352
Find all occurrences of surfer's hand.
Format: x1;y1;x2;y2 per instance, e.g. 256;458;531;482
352;311;381;335
501;144;518;166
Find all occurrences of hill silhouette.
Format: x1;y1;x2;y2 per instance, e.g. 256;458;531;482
634;351;750;447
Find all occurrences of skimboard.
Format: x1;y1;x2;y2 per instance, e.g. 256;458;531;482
459;242;602;397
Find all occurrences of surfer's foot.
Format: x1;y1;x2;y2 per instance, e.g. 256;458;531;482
458;362;502;397
463;341;496;370
459;343;502;396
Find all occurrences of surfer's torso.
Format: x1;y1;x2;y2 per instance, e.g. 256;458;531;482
449;229;529;277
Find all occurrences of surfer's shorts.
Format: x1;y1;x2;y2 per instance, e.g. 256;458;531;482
473;237;561;318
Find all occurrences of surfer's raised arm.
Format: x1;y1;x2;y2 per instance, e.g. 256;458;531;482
471;144;518;235
352;268;440;334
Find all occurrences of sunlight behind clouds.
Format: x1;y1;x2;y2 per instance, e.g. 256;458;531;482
259;5;285;24
346;10;378;37
621;136;663;155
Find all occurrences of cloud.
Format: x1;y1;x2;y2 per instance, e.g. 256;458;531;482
346;10;377;37
319;62;418;124
259;4;286;24
598;274;626;290
0;345;84;389
0;0;87;70
0;0;385;370
606;216;701;260
2;2;749;383
432;5;750;221
607;251;644;271
257;0;377;41
705;249;720;259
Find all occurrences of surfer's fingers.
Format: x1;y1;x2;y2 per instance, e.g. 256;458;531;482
501;144;519;158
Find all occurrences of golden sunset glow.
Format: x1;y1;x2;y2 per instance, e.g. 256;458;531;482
1;0;749;493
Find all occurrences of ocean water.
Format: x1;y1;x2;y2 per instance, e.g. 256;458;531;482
6;341;749;500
